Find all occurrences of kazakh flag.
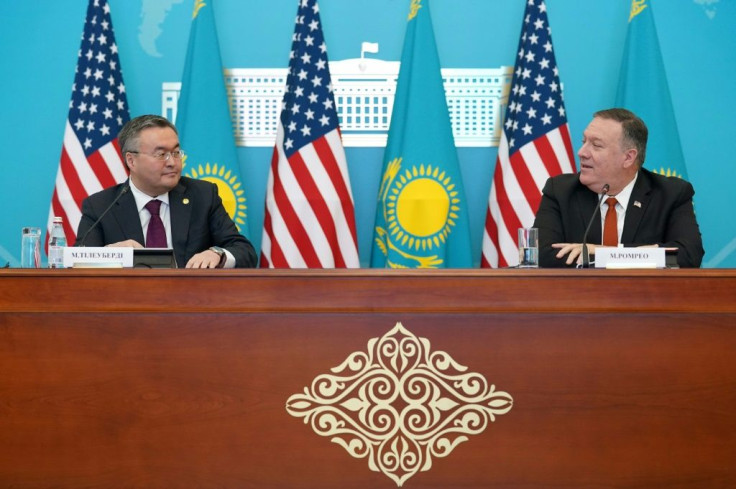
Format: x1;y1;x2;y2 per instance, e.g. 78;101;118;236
177;0;249;232
370;0;472;268
616;0;688;179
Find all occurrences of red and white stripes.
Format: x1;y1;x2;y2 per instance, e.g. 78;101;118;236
261;125;359;268
482;124;575;268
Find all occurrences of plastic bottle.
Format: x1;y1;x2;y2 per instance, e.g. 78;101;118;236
48;216;67;268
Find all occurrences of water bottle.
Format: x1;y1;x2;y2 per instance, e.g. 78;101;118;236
48;216;67;268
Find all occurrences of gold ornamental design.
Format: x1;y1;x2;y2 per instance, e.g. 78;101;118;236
629;0;648;22
286;322;513;486
408;0;423;21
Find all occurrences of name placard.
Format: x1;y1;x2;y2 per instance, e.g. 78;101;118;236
64;247;134;268
595;247;666;269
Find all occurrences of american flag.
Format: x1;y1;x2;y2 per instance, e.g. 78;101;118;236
260;0;359;268
481;0;575;268
47;0;129;248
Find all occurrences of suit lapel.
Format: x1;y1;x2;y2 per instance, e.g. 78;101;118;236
111;189;145;245
169;180;192;253
621;171;651;244
576;185;602;244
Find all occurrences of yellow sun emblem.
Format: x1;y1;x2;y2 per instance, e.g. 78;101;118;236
388;163;458;251
375;158;460;268
652;166;683;179
185;162;248;231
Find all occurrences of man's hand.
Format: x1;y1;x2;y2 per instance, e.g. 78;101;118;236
106;240;144;248
551;242;598;266
186;249;223;269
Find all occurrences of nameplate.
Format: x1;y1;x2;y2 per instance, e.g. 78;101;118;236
595;247;666;269
64;247;133;268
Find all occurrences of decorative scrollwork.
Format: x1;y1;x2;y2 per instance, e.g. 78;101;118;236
286;322;513;486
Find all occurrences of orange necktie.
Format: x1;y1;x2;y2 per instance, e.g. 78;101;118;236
603;197;618;246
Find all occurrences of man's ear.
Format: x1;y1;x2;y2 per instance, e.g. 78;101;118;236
622;148;638;169
124;152;135;171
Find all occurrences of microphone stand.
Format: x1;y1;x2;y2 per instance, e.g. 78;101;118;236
581;183;609;268
77;184;130;247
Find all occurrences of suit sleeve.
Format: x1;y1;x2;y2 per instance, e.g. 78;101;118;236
206;187;258;268
533;177;575;268
628;180;704;268
666;181;704;268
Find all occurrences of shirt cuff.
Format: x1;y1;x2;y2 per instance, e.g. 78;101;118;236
222;248;236;268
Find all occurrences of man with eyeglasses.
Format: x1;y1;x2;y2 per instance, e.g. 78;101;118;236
75;114;257;268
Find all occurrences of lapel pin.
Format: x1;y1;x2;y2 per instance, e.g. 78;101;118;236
633;200;641;208
183;198;190;205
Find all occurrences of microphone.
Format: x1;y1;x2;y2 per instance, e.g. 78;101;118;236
77;183;130;247
581;183;610;268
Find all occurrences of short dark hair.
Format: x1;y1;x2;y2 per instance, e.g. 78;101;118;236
593;108;648;167
118;115;178;155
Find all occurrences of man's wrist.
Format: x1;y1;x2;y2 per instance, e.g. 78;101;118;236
208;246;226;268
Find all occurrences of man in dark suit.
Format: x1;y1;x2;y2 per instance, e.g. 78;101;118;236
76;115;257;268
533;108;704;268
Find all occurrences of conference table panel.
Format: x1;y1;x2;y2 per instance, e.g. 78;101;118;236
1;269;735;488
2;268;735;313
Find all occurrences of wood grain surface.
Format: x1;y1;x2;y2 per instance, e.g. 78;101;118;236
1;269;735;488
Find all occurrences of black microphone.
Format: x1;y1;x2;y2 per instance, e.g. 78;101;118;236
581;183;610;268
77;184;130;247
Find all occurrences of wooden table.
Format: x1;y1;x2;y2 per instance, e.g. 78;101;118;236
1;269;735;488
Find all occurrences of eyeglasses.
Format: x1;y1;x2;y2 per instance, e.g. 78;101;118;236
128;149;186;161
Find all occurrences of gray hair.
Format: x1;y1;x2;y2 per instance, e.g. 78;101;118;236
593;108;648;167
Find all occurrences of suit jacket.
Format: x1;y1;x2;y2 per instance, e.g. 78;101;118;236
76;177;258;268
533;169;704;268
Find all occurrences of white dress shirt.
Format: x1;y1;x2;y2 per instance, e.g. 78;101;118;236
599;171;638;245
127;180;235;267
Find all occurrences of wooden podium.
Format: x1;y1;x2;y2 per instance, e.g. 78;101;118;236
1;269;735;488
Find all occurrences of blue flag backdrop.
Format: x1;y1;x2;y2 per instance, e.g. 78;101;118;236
371;0;472;268
176;0;250;234
616;0;688;179
2;1;735;268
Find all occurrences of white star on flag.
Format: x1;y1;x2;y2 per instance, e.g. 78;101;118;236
46;0;130;251
260;0;359;268
481;0;576;268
